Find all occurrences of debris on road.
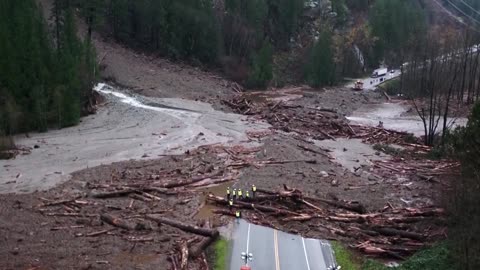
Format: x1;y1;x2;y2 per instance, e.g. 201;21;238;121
208;185;445;259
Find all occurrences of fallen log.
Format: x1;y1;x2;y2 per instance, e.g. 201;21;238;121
370;227;426;241
100;213;143;231
159;170;224;189
297;144;330;157
91;189;137;198
207;194;298;216
146;215;219;238
319;130;336;141
312;198;367;214
169;255;178;270
258;159;317;165
189;236;218;259
200;253;209;270
180;241;189;270
86;228;116;237
355;244;405;260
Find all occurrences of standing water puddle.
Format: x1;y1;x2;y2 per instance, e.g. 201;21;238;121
347;102;467;136
195;181;231;220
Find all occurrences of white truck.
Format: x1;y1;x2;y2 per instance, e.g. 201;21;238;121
371;67;388;78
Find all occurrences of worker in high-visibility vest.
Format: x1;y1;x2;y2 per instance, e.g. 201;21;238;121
235;210;241;219
238;189;243;199
232;188;237;200
252;185;257;198
245;190;250;201
226;187;231;200
229;199;233;210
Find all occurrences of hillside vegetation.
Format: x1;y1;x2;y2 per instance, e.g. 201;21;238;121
0;0;96;135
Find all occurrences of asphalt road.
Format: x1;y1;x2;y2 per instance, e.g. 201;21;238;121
229;219;338;270
347;70;401;91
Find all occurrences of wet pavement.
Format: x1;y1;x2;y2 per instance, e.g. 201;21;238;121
0;83;268;194
346;70;401;91
229;219;337;270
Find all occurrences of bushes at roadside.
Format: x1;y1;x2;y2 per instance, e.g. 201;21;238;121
449;102;480;270
332;242;453;270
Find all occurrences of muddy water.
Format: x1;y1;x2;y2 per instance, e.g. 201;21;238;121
195;181;231;220
315;138;389;172
347;102;467;136
0;84;269;194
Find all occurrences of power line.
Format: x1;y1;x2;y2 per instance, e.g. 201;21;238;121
431;0;480;33
446;0;480;26
459;0;480;17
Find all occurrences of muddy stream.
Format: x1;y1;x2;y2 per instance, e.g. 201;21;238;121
0;83;268;193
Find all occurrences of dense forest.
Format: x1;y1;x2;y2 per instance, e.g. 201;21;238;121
76;0;429;88
0;0;96;137
0;0;432;140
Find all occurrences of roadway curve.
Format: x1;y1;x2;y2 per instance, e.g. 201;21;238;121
229;219;338;270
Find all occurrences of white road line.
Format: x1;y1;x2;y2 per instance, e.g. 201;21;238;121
246;223;251;254
302;237;311;270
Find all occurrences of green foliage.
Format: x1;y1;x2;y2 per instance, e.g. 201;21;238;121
378;78;401;96
305;30;336;87
332;242;359;270
248;41;274;88
369;0;426;65
364;244;453;270
103;0;305;72
331;0;349;25
213;238;229;270
345;0;370;12
0;0;95;135
449;102;480;270
107;0;220;64
267;0;305;45
332;242;453;270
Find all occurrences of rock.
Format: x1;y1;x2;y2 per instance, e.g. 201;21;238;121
320;171;329;177
354;170;362;177
11;248;19;255
330;179;338;186
33;145;40;149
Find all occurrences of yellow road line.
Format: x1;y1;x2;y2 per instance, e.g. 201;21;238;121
274;229;281;270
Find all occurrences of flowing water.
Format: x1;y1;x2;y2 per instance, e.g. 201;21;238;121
0;83;269;193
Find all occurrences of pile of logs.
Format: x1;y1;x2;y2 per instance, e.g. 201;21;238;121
372;158;460;181
224;94;422;147
208;185;446;259
35;144;265;270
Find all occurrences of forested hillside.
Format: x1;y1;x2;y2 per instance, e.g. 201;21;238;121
0;0;462;136
0;0;95;137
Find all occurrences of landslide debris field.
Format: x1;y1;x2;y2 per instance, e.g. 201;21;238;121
0;85;458;269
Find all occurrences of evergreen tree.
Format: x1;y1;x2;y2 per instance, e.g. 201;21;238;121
0;0;96;134
248;40;273;88
306;31;336;87
369;0;426;65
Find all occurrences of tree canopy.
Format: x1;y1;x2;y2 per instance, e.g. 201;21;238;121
0;0;96;134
